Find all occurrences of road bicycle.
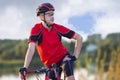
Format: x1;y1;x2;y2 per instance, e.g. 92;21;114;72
20;64;65;80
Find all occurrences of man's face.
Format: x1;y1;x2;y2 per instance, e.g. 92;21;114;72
40;11;54;25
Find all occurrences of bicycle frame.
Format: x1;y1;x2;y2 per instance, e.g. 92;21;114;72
21;65;63;80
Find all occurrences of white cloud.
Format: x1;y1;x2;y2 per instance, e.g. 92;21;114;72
0;6;36;39
92;14;120;38
92;0;120;38
0;0;120;40
0;6;25;39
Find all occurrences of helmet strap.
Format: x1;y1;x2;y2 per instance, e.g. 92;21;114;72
43;13;51;28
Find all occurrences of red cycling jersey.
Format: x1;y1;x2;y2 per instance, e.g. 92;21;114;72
28;23;75;66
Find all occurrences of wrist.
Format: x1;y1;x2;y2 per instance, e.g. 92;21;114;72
72;56;77;61
68;55;77;61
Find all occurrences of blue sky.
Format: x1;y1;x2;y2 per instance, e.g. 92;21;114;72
69;13;94;34
0;0;120;41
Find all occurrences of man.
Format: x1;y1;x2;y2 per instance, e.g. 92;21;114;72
19;3;82;80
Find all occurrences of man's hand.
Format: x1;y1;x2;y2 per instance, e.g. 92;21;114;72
19;67;27;80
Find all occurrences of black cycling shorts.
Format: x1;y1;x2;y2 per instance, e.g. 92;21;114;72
47;53;74;79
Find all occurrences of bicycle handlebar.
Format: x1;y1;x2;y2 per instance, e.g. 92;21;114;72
26;67;48;74
21;64;60;80
20;67;49;80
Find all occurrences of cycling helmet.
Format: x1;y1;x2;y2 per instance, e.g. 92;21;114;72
36;3;55;16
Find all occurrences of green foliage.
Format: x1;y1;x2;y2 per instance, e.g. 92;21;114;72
81;33;120;80
0;32;120;78
0;39;28;60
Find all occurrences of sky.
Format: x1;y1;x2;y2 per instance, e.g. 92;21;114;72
0;0;120;41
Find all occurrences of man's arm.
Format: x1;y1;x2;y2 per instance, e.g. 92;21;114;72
72;32;83;59
24;42;36;68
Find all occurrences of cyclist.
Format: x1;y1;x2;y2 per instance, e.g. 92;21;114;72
19;2;82;80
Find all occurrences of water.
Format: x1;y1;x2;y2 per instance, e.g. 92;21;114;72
0;74;44;80
0;75;19;80
0;68;95;80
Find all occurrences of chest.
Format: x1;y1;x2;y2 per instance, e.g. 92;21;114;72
40;28;61;45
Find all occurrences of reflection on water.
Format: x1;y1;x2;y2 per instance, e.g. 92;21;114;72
0;75;19;80
0;74;45;80
0;69;96;80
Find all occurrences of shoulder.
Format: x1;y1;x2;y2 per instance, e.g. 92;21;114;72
30;23;42;35
53;23;64;28
32;23;42;30
53;23;71;33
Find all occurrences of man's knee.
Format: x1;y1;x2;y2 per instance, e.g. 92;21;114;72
66;75;75;80
62;60;74;77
